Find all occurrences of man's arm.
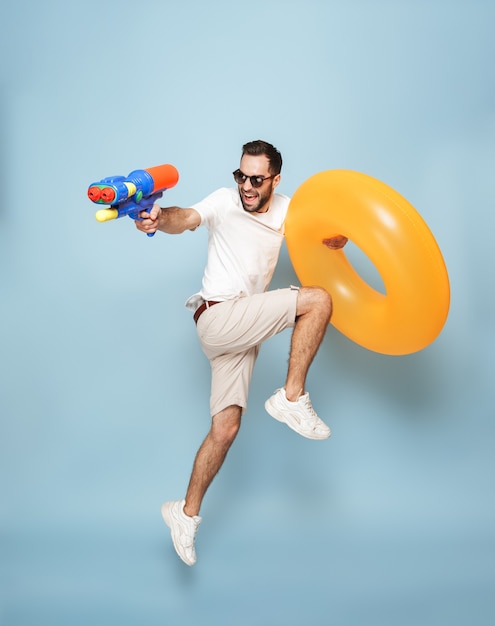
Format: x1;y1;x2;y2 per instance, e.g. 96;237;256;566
135;204;201;235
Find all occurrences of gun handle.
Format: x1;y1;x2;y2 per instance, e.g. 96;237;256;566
141;191;163;238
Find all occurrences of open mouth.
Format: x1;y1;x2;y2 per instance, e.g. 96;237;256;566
242;191;258;204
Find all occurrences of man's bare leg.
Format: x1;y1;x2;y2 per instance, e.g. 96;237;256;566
264;286;332;440
284;286;332;401
183;404;242;517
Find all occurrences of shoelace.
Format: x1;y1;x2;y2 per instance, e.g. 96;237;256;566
300;394;320;425
180;518;200;548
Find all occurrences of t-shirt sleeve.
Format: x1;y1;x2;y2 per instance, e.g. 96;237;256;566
191;188;233;229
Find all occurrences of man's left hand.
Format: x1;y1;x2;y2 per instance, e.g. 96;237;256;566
322;235;348;250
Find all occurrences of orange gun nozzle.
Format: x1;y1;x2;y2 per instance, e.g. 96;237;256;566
100;187;116;203
88;186;102;202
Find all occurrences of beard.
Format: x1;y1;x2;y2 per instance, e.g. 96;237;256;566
239;181;274;213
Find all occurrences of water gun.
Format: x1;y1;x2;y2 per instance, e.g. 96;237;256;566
88;164;179;236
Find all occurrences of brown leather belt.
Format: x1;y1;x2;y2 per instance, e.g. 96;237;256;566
193;300;222;324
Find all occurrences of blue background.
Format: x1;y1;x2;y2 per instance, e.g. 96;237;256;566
1;1;494;625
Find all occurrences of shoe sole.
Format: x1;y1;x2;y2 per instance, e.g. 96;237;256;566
265;398;331;440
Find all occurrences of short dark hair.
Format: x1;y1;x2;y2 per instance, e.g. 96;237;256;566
241;140;282;175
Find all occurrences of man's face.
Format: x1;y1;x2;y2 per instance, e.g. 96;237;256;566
236;154;280;213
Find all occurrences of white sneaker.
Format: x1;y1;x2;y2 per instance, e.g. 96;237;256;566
265;388;331;440
161;499;201;566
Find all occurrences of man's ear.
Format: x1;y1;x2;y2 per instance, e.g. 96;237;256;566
273;174;281;189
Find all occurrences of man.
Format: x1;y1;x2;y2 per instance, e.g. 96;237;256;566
135;140;346;566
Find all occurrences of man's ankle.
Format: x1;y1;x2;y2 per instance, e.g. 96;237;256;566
183;502;199;518
284;387;304;402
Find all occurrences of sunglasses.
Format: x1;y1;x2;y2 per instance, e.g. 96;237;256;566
233;169;276;188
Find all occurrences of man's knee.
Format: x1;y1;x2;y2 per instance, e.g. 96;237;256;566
297;286;332;319
211;405;242;446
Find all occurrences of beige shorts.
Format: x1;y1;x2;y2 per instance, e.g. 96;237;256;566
196;287;299;416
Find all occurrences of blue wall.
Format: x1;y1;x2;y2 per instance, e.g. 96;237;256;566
1;1;494;624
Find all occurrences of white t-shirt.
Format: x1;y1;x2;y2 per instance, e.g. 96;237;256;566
185;187;290;310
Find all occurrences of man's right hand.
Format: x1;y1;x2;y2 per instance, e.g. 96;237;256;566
135;203;162;235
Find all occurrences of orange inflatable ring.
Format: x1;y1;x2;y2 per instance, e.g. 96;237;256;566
285;170;450;355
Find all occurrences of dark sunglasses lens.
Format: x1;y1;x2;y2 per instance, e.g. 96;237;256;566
233;170;268;187
233;170;245;184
